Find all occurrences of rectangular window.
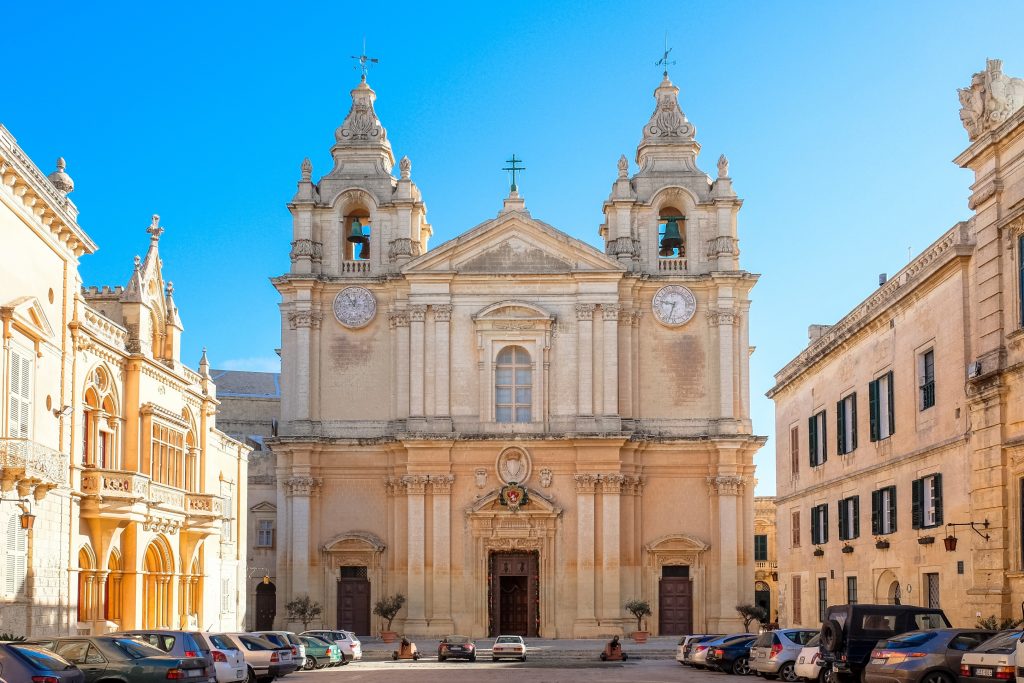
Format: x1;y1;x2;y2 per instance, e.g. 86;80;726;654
755;534;768;562
847;576;858;604
221;578;232;613
7;346;33;440
792;510;801;548
256;519;274;547
151;423;185;487
920;350;935;410
912;474;943;529
837;393;858;455
838;496;860;541
811;503;829;545
1019;235;1024;327
818;577;828;623
869;372;895;441
871;486;898;535
790;425;800;475
792;575;802;625
925;572;940;608
808;410;827;467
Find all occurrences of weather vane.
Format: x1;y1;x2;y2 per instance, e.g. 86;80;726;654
503;154;526;192
351;38;379;81
656;33;675;77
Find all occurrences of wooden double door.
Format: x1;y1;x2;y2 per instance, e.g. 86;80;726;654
489;552;538;637
337;575;371;635
658;577;693;635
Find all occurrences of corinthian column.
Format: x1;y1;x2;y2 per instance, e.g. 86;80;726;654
433;305;452;419
709;475;744;631
390;311;410;419
574;474;599;634
409;306;427;418
430;475;455;632
403;475;429;630
602;305;619;416
576;305;595;416
601;475;624;626
286;475;322;602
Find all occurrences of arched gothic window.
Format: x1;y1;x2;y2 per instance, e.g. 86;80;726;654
83;367;119;469
495;346;531;423
657;206;685;259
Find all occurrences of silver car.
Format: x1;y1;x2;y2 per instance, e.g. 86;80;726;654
251;631;305;664
213;633;297;683
750;628;819;681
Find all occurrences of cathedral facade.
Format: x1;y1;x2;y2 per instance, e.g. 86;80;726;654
269;73;763;637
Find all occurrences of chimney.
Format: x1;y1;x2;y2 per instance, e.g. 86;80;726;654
879;273;887;286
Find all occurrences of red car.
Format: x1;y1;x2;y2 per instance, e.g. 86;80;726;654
438;635;477;662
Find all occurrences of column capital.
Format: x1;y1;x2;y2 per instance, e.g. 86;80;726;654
706;475;746;496
408;305;427;322
600;473;626;493
575;303;595;321
285;475;323;497
573;473;598;493
706;309;737;326
433;304;453;322
429;474;454;494
624;474;645;495
288;310;323;329
401;475;429;494
388;310;409;328
601;304;620;321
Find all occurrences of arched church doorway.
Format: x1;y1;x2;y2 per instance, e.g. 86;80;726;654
658;565;693;635
488;552;538;637
255;581;276;631
755;580;771;617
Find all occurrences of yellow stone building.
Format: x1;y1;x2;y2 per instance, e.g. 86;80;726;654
267;73;764;638
768;59;1024;627
754;496;779;623
0;124;248;636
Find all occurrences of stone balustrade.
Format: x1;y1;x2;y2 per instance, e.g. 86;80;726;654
0;437;69;500
658;258;687;271
185;493;224;517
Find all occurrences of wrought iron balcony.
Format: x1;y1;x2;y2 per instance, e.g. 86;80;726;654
920;381;935;410
0;437;69;500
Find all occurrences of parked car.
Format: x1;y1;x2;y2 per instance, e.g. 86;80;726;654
0;641;85;683
492;635;527;661
679;635;725;665
959;630;1023;683
298;635;341;669
213;632;298;683
205;633;248;682
251;631;305;664
706;633;758;675
41;635;209;683
301;629;361;662
693;635;753;669
438;635;477;662
864;628;992;683
750;628;819;681
115;629;218;682
819;603;951;683
796;634;826;683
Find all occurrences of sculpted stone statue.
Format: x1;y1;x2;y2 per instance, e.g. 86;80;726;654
717;154;729;178
399;155;411;179
959;59;1024;141
617;154;628;179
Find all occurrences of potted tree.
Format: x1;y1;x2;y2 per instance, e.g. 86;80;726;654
373;593;406;643
624;599;652;643
285;594;322;630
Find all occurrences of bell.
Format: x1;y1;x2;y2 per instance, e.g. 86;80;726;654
357;240;370;260
659;216;684;256
347;218;367;244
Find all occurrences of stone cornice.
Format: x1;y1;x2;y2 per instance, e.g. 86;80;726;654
768;223;975;397
954;102;1024;168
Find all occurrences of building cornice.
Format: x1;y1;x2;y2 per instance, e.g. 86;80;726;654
954;104;1024;168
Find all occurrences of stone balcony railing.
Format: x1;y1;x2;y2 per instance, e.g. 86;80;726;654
0;437;69;500
755;560;778;570
185;493;224;518
80;469;185;510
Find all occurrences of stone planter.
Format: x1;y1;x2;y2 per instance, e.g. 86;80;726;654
841;545;854;554
632;631;649;644
813;548;824;557
381;630;398;644
875;540;890;550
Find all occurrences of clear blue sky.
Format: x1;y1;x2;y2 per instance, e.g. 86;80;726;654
5;1;1024;495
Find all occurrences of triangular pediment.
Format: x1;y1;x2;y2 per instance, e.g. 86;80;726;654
404;212;625;275
2;296;54;340
250;501;277;513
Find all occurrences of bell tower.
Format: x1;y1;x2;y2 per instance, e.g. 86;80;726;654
601;73;741;275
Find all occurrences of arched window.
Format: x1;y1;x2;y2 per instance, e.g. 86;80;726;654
495;346;531;423
657;206;685;259
343;209;371;261
83;367;119;469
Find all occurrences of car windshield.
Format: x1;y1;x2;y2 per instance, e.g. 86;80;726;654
239;636;275;651
496;637;521;643
11;644;75;670
110;638;164;659
975;631;1022;654
882;632;937;648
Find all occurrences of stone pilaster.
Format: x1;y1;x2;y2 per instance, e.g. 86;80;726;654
708;309;736;421
286;475;322;597
708;475;745;631
409;306;427;417
574;473;600;635
576;305;594;416
390;311;410;419
602;305;619;416
402;475;429;629
601;474;624;628
433;305;452;419
430;474;454;632
288;309;322;421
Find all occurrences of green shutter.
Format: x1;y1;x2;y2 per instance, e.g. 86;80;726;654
888;486;898;533
933;474;943;526
837;400;846;455
853;496;860;538
887;371;896;436
838;500;847;541
912;478;923;529
808;416;817;467
871;490;880;535
869;379;879;441
811;506;819;544
822;504;829;544
851;393;858;449
821;412;828;464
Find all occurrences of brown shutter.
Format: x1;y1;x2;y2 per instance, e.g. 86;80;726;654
792;510;801;547
790;425;800;475
792;575;802;625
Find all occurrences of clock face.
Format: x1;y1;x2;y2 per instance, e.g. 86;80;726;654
333;287;377;328
652;285;696;326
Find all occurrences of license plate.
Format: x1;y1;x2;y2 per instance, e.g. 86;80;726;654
236;671;243;680
799;657;806;664
871;658;886;665
976;670;993;677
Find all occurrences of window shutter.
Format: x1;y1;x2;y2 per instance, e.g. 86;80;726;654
838;500;847;541
791;426;800;475
823;505;829;543
821;412;827;464
792;511;801;547
811;506;819;544
887;371;895;436
933;474;943;526
8;348;32;440
888;486;898;533
914;478;924;528
869;379;879;441
852;496;860;538
851;393;858;449
836;400;845;455
808;416;817;467
871;490;880;535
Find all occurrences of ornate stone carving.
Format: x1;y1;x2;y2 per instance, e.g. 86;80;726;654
959;59;1024;141
644;77;694;139
433;304;453;322
401;475;428;495
408;305;427;323
388;237;421;261
492;320;535;330
474;467;487;489
430;474;454;494
496;446;531;485
399;155;411;179
300;157;312;181
706;309;737;326
601;474;626;493
969;181;999;210
288;310;323;329
388;310;409;328
617;154;629;179
607;236;639;257
706;235;738;259
575;303;595;321
602;304;620;321
717;154;729;178
488;536;542;552
286;476;323;496
573;473;597;493
47;157;74;194
289;239;323;263
336;81;388;143
624;475;644;495
539;467;553;488
706;475;745;496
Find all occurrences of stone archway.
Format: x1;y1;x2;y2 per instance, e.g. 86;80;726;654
875;570;900;605
644;534;710;635
142;536;175;628
321;532;385;634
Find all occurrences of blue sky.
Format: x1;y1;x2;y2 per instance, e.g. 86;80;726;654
5;1;1024;495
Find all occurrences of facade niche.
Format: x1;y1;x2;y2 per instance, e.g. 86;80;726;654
343;208;371;261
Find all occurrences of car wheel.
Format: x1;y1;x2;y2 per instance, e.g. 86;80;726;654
734;657;752;676
493;656;499;662
303;655;316;671
920;672;953;683
780;663;799;682
470;655;477;662
520;655;527;662
247;667;257;683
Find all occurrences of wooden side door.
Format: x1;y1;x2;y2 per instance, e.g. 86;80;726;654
658;577;693;635
337;578;371;635
255;583;276;631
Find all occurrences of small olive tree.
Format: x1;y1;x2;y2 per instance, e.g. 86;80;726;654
976;615;1024;630
373;593;407;631
285;595;323;630
624;599;652;632
736;604;768;632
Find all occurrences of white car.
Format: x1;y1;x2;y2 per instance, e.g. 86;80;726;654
961;630;1022;682
302;629;362;662
213;632;298;681
492;635;527;661
795;634;825;683
206;634;247;682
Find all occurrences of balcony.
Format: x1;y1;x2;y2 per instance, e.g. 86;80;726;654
80;469;224;532
185;493;224;519
0;437;69;500
755;560;778;570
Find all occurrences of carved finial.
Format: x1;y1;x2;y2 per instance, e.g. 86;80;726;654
199;347;210;377
166;281;174;296
399;155;411;180
300;157;312;181
147;214;164;243
717;154;729;178
47;157;75;194
617;154;629;179
134;255;141;269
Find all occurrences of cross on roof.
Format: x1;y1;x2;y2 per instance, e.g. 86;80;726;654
503;154;526;192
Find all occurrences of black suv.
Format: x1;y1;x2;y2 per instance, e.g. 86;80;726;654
819;603;950;683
